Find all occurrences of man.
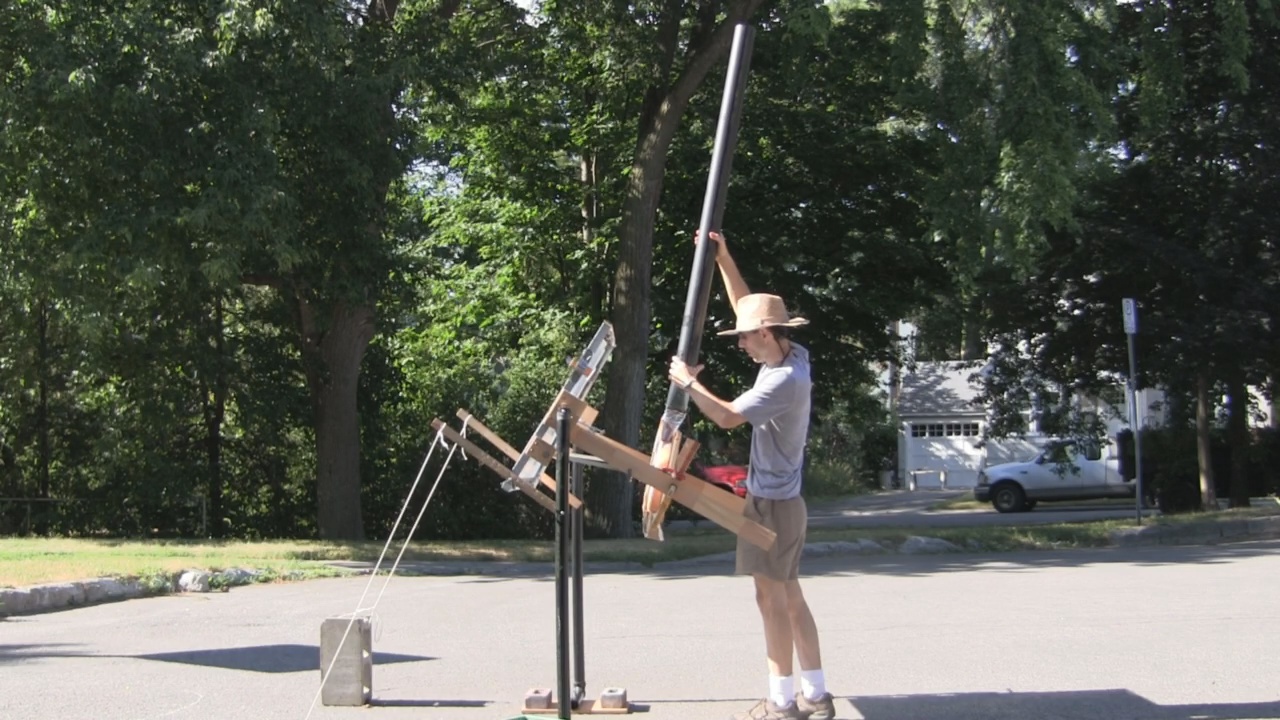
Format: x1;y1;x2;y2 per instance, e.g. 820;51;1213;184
668;231;836;720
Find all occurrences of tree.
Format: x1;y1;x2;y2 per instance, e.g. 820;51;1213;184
978;0;1280;509
0;0;532;539
909;0;1122;360
588;0;769;537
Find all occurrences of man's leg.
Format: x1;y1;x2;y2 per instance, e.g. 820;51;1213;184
785;580;835;718
753;573;795;677
784;579;822;670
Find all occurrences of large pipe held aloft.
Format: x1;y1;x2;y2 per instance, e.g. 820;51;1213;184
664;23;756;419
644;24;755;540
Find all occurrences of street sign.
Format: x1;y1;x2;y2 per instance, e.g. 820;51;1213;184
1122;298;1138;335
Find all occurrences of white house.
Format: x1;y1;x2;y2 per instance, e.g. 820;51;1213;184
890;361;1168;489
881;320;1275;490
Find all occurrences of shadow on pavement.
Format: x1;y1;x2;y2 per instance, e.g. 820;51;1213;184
805;539;1280;578
645;539;1280;581
371;699;492;708
0;642;434;673
845;689;1280;720
354;540;1280;584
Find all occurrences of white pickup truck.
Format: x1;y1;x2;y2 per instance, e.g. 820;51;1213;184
973;439;1136;513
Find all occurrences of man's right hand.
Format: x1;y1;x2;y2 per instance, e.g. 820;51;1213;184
694;229;728;260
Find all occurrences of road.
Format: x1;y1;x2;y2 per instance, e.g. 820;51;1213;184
2;539;1276;720
805;490;1156;529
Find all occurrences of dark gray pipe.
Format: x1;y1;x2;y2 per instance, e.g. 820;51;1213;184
554;407;571;718
664;23;756;415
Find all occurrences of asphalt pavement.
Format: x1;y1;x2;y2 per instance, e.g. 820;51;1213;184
3;539;1278;720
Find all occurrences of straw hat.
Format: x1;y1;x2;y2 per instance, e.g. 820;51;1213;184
717;293;809;336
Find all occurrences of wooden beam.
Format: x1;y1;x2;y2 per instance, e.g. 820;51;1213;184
506;390;599;490
673;438;700;476
456;409;572;500
455;410;520;457
431;419;580;512
568;423;775;550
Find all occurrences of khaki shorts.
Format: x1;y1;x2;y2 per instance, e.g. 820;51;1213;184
736;495;807;581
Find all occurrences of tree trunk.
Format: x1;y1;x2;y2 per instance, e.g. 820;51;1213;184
202;295;228;538
299;298;375;540
1226;377;1251;508
593;3;762;537
1272;377;1279;429
595;128;665;538
36;298;50;499
32;298;51;535
1195;371;1217;510
960;233;994;360
960;308;984;360
582;152;606;320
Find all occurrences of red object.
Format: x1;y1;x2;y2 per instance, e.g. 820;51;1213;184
688;463;748;497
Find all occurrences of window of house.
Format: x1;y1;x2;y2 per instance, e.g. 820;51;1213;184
911;422;981;437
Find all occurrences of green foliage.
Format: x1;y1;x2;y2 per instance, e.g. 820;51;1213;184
978;0;1280;467
804;396;897;497
1;0;1274;544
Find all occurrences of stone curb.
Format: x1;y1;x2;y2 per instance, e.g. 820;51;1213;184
6;515;1280;618
0;577;151;616
0;567;266;618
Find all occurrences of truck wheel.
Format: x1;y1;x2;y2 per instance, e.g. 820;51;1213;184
992;484;1026;513
1023;500;1038;511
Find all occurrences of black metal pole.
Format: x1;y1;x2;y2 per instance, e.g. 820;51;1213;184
570;459;586;707
663;23;756;416
555;407;571;719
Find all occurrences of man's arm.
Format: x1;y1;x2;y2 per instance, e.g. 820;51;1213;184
669;358;747;430
703;231;750;311
686;380;748;430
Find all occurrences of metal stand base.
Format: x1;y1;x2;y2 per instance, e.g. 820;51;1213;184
522;687;631;715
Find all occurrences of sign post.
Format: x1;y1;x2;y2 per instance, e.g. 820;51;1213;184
1122;298;1145;524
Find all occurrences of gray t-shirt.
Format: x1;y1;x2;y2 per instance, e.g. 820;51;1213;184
730;343;812;500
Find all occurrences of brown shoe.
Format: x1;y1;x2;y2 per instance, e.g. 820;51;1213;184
796;692;836;720
731;699;803;720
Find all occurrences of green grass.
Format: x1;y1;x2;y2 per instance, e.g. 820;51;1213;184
928;491;982;511
0;533;748;588
3;501;1276;589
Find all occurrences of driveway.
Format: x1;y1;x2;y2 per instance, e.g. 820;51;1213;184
2;540;1277;720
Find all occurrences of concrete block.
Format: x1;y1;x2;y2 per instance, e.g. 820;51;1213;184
598;687;628;709
320;617;372;706
523;688;553;710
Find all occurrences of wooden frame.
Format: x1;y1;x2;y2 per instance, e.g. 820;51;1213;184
431;321;774;550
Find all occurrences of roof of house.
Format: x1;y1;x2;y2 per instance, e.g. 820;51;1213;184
896;360;986;418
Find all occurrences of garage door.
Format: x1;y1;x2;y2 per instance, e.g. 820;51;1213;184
906;421;983;488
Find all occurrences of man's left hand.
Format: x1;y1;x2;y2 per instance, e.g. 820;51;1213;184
669;357;703;389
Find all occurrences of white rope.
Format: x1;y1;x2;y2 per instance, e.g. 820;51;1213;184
368;416;468;612
303;421;468;720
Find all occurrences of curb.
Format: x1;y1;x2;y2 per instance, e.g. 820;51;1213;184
1108;514;1280;547
0;567;269;619
0;577;152;616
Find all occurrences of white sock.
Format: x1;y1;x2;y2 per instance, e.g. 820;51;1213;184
800;669;827;700
768;674;795;707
